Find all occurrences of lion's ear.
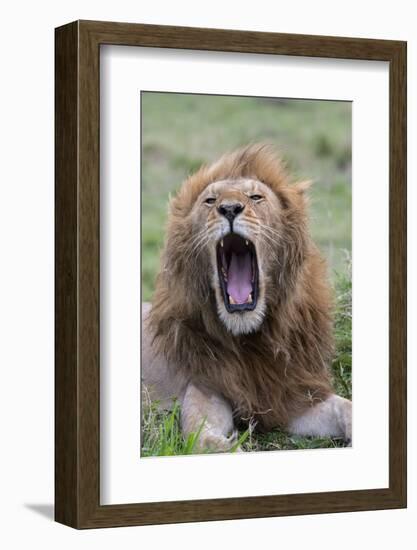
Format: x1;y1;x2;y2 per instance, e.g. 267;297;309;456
294;180;313;195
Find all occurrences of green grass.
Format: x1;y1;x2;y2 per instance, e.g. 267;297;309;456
141;401;208;457
140;92;352;455
141;266;352;455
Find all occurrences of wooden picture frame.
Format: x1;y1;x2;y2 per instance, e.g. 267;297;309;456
55;20;407;528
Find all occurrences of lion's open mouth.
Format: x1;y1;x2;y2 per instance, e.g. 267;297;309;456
216;233;259;313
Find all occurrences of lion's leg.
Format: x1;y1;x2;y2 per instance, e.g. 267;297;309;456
181;382;238;452
141;302;188;408
287;394;352;444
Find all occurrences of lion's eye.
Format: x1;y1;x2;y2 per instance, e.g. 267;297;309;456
204;197;216;205
250;194;263;201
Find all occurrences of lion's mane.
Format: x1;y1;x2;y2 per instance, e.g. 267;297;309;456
148;145;334;430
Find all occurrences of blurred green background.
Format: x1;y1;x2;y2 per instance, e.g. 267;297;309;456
141;92;351;302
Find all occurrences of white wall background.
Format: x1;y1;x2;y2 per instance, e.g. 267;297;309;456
0;1;415;548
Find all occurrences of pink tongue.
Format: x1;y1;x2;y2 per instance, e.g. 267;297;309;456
227;252;252;304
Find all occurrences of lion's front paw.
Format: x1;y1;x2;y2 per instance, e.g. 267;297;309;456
288;394;352;444
197;428;240;453
339;398;352;445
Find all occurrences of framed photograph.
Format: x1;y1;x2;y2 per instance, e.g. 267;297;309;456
55;20;406;528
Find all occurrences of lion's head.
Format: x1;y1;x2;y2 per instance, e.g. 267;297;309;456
155;144;312;336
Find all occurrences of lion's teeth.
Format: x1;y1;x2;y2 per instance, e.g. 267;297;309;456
222;267;227;280
229;294;252;305
245;240;249;246
244;293;253;304
220;239;224;247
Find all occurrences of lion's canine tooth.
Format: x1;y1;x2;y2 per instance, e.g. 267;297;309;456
244;293;253;304
229;295;236;304
245;240;249;246
220;239;224;247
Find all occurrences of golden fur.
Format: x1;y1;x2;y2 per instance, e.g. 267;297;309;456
148;144;335;431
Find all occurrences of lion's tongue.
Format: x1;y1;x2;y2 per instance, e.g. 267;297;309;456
227;252;252;304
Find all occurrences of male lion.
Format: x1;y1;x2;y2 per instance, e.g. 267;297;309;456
142;144;352;452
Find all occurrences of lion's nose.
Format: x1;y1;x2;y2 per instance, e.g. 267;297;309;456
217;202;245;223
